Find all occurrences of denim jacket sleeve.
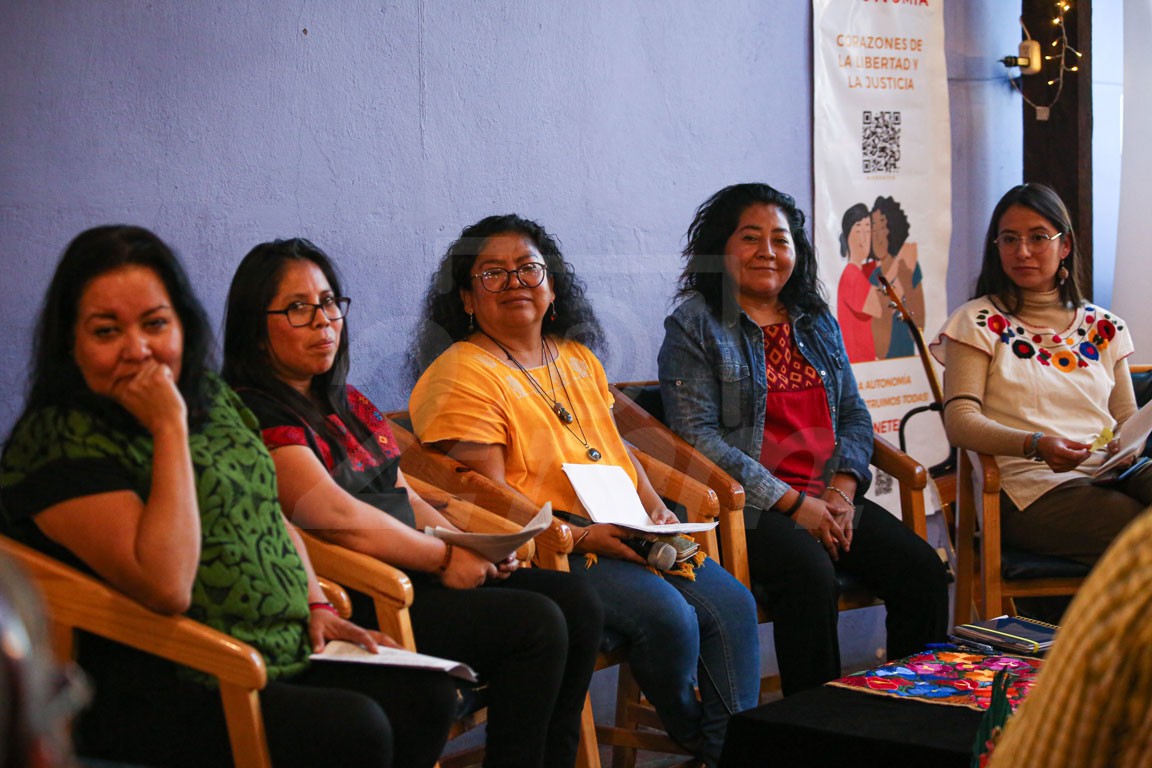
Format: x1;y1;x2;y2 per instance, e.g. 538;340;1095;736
657;300;793;512
806;311;873;490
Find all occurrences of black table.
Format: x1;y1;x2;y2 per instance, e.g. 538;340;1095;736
720;684;984;767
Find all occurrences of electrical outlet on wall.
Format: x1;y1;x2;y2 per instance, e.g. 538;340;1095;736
1019;40;1042;76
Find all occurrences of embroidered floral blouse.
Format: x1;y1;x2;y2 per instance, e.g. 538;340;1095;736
931;296;1134;508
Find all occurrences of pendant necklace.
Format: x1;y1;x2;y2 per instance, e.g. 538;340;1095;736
481;331;603;461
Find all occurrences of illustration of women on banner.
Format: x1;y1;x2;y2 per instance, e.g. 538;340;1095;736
869;196;924;359
837;203;882;362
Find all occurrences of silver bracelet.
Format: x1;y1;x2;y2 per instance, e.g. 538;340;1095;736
826;486;854;507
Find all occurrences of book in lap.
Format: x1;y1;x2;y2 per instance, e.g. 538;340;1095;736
951;615;1058;655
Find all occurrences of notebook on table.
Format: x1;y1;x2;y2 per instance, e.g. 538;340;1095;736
951;615;1058;656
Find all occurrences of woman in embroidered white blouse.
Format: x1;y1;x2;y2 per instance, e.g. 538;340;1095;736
930;183;1152;568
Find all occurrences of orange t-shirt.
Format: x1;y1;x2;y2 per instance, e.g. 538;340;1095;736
409;338;637;517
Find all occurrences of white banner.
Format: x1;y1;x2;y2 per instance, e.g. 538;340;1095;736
812;0;952;507
1113;0;1152;360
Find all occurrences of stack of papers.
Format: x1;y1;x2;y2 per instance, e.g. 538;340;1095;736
561;463;717;534
425;503;553;562
312;641;477;682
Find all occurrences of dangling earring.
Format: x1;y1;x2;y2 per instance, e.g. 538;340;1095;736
1057;260;1069;287
468;312;474;331
548;302;557;323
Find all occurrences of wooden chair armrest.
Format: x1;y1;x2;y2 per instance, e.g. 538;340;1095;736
0;535;266;686
0;534;271;768
317;577;352;619
387;415;544;527
298;531;416;649
405;474;535;563
872;435;927;490
610;384;745;513
972;450;1001;494
632;449;720;523
872;436;929;540
630;448;721;561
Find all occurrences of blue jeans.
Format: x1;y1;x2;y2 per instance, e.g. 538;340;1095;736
573;555;760;767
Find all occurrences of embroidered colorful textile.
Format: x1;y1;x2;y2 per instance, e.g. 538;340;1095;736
975;304;1123;371
828;649;1042;711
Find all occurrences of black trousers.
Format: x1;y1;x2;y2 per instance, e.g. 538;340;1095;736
1002;462;1152;566
354;566;604;768
745;497;949;696
76;635;459;768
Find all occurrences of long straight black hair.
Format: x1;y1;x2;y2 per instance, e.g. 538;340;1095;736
222;238;378;457
21;225;214;429
974;183;1085;313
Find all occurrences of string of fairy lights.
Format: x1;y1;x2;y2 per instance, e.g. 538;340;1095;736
1011;1;1083;117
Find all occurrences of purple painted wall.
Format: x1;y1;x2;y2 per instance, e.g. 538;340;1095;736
0;1;1022;434
0;0;815;431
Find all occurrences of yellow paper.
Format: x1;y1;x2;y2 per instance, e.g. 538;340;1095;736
1090;427;1114;452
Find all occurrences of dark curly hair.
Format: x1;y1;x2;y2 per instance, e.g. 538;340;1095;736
20;225;214;430
974;183;1084;313
222;238;380;457
675;182;828;318
871;195;911;255
410;214;606;378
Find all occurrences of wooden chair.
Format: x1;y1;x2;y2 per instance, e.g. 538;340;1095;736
299;481;544;768
0;533;273;768
952;364;1152;625
610;381;931;696
952;448;1089;625
385;411;718;768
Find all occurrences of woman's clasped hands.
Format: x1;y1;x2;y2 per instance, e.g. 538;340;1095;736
792;494;852;561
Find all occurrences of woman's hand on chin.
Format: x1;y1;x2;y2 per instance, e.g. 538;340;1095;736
109;359;187;435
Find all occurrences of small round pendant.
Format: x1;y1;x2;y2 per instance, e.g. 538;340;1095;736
587;448;602;461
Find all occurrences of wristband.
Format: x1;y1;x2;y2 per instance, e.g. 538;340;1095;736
573;529;591;550
776;491;807;517
1024;432;1045;461
826;486;854;507
308;601;339;617
436;543;455;574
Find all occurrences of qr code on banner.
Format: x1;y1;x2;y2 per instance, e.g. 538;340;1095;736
863;111;901;174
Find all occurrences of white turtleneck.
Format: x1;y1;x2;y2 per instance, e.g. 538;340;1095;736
941;288;1137;457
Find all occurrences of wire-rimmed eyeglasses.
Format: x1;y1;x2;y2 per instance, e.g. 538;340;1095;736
992;232;1063;251
266;296;351;327
470;263;548;293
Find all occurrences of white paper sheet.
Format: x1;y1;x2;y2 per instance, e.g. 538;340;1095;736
1093;400;1152;477
425;502;553;562
561;463;717;534
311;641;477;682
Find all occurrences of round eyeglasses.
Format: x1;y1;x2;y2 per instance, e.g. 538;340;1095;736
993;232;1063;251
470;263;548;293
266;296;351;327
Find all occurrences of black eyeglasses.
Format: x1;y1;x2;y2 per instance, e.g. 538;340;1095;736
266;296;351;327
470;263;548;293
992;232;1063;251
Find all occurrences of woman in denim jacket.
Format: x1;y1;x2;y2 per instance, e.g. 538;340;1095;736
658;183;948;695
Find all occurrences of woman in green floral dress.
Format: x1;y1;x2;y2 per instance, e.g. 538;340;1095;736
0;225;457;768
